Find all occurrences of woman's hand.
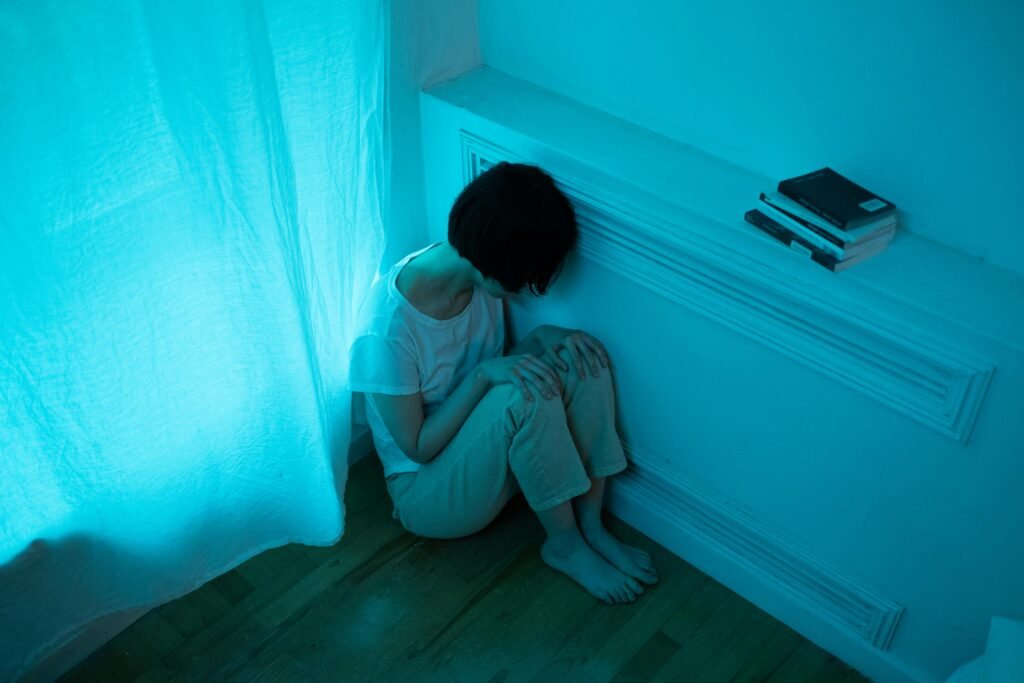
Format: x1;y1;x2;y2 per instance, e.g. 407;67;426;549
476;354;563;402
534;326;610;380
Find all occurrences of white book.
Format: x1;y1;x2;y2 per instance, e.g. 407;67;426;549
757;200;894;259
756;201;844;257
762;190;897;243
833;238;891;271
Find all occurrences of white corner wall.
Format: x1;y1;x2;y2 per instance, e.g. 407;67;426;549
479;1;1024;277
418;65;1024;683
384;0;480;267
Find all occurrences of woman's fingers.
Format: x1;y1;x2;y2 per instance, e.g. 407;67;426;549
513;357;557;398
567;334;600;378
523;357;561;396
576;340;600;377
567;335;587;379
512;368;535;401
582;333;610;367
549;344;569;371
570;332;610;376
578;337;604;376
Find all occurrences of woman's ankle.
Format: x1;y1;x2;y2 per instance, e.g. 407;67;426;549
543;528;585;554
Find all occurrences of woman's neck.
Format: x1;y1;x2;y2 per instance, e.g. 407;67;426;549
400;242;477;311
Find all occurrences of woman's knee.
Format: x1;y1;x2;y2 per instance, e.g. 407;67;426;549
487;381;566;435
557;347;613;391
488;381;560;412
484;382;518;403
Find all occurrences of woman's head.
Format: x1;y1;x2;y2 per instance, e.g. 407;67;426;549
448;162;577;296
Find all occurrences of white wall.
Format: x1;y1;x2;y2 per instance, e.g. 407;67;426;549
410;3;1024;680
384;0;480;267
418;68;1024;681
479;0;1024;277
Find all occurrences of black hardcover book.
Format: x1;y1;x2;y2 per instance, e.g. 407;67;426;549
778;167;896;230
744;209;839;272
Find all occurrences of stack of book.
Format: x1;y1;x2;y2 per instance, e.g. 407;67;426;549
744;167;897;272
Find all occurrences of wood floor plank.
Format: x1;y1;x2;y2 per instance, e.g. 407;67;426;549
613;629;681;682
215;502;541;681
161;510;403;676
534;561;707;683
62;610;185;682
63;474;393;682
209;568;255;605
720;621;805;682
765;638;862;681
154;594;206;642
168;579;233;634
132;662;176;683
232;653;305;683
232;550;297;590
62;455;868;682
653;602;785;682
409;539;596;681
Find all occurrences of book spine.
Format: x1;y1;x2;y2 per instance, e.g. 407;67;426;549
832;242;888;271
759;193;846;248
765;190;897;242
755;201;845;258
744;210;837;272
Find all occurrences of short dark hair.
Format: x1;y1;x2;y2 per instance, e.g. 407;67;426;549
448;161;577;296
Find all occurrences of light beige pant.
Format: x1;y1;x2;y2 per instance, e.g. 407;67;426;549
385;349;628;539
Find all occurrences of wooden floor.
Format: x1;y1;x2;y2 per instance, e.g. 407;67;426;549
63;456;866;682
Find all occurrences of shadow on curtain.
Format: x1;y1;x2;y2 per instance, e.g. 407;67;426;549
0;1;387;677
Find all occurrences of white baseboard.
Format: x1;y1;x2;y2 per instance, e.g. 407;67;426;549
606;443;935;683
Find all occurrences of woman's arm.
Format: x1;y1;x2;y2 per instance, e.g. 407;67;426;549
372;349;563;466
370;368;490;466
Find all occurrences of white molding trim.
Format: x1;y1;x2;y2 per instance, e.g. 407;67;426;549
614;443;905;651
461;130;995;445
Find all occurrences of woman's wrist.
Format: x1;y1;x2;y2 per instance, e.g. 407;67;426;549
473;367;493;390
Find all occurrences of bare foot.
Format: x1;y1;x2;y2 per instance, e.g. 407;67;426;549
580;524;658;585
541;536;643;605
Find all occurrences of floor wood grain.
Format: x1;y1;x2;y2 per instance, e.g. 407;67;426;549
62;456;867;682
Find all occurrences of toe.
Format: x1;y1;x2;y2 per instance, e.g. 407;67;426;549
627;577;643;594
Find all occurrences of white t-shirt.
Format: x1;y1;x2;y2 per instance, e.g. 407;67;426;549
346;242;505;479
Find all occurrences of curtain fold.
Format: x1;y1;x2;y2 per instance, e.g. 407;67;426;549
0;1;387;677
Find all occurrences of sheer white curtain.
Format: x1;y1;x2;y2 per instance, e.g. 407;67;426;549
0;1;387;677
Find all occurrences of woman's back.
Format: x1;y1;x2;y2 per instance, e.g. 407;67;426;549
346;242;505;479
